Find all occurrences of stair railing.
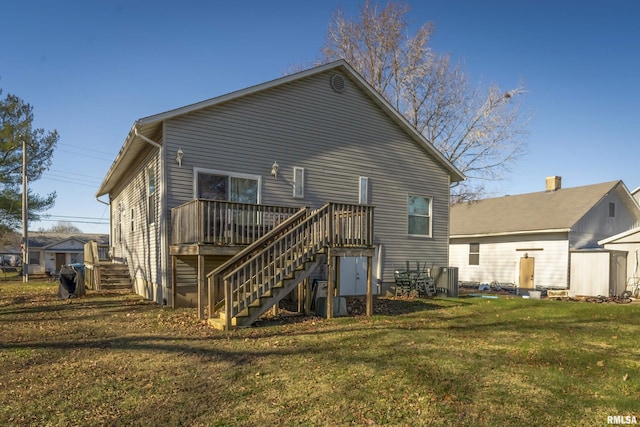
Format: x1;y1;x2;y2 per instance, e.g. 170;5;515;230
208;202;373;329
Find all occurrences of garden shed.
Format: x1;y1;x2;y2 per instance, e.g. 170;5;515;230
569;249;627;297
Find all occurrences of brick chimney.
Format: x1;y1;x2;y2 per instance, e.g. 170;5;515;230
546;176;562;192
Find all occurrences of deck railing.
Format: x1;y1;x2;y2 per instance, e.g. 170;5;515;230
83;241;110;290
170;200;300;245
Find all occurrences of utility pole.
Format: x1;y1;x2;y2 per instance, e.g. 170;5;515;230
22;137;28;283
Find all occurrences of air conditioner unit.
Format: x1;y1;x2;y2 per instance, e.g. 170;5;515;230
431;266;459;297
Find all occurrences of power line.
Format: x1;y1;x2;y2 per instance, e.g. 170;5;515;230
55;147;113;162
36;218;109;225
58;143;115;157
46;214;108;220
43;172;101;185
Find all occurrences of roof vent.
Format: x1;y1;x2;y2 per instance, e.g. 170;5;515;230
330;74;346;93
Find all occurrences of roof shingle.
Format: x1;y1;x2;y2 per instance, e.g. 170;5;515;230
450;181;621;236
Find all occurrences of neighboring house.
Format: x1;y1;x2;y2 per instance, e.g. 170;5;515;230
632;186;640;205
96;60;464;327
25;233;110;276
449;177;640;294
600;226;640;291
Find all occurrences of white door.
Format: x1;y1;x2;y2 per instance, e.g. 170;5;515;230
339;250;379;296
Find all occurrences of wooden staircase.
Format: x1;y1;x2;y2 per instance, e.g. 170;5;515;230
97;263;132;290
206;203;373;330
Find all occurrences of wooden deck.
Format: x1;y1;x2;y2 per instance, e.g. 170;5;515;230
170;200;375;330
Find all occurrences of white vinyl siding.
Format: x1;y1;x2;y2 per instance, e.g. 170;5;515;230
110;149;161;303
450;234;570;288
572;185;640;248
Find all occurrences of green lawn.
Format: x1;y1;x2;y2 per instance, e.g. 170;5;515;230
1;282;639;426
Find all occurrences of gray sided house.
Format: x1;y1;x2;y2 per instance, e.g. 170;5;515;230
449;177;640;294
96;60;464;328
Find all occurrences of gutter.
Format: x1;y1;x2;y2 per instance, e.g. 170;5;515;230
451;228;571;239
134;123;162;149
96;196;109;206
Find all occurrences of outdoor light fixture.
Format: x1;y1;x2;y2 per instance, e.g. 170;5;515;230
176;148;184;167
271;161;279;178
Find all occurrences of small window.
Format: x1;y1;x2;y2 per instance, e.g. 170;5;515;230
609;202;615;217
29;251;40;265
359;177;369;204
147;168;156;224
293;167;304;198
469;242;480;265
130;208;135;232
408;195;432;236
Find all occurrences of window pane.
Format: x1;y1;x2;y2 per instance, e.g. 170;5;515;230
198;173;227;200
359;177;368;204
230;177;258;204
408;216;430;235
148;168;155;195
469;254;480;265
293;167;304;198
29;252;40;265
408;196;430;216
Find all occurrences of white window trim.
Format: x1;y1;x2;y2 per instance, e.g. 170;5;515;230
193;167;262;203
293;167;304;198
407;194;433;238
469;242;480;266
359;176;369;204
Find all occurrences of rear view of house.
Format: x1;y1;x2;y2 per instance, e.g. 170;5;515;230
96;60;464;328
449;177;640;294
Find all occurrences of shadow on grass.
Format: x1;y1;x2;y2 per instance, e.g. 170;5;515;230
0;291;157;321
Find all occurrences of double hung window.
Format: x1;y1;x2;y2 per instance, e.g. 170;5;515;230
407;195;432;237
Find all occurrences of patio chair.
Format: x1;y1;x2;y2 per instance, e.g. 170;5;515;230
394;270;413;297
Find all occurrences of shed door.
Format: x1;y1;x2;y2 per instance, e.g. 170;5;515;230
519;257;535;288
55;253;66;272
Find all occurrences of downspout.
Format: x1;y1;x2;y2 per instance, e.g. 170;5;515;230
135;122;167;305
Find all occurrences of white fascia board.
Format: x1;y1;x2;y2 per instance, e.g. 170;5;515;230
450;228;571;239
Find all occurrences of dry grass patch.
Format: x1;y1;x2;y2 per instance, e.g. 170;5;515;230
1;282;639;426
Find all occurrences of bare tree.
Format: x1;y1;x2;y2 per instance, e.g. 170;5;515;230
44;221;82;234
321;1;528;201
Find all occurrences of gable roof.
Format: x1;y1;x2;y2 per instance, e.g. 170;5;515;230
599;226;640;245
96;60;464;198
28;233;109;249
450;180;623;237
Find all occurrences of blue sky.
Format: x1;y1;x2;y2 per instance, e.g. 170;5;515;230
2;0;638;234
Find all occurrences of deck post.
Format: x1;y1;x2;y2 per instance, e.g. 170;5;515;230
305;278;311;315
208;274;217;319
197;254;205;320
366;255;373;316
298;281;304;314
171;256;176;309
335;256;341;297
326;255;334;319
